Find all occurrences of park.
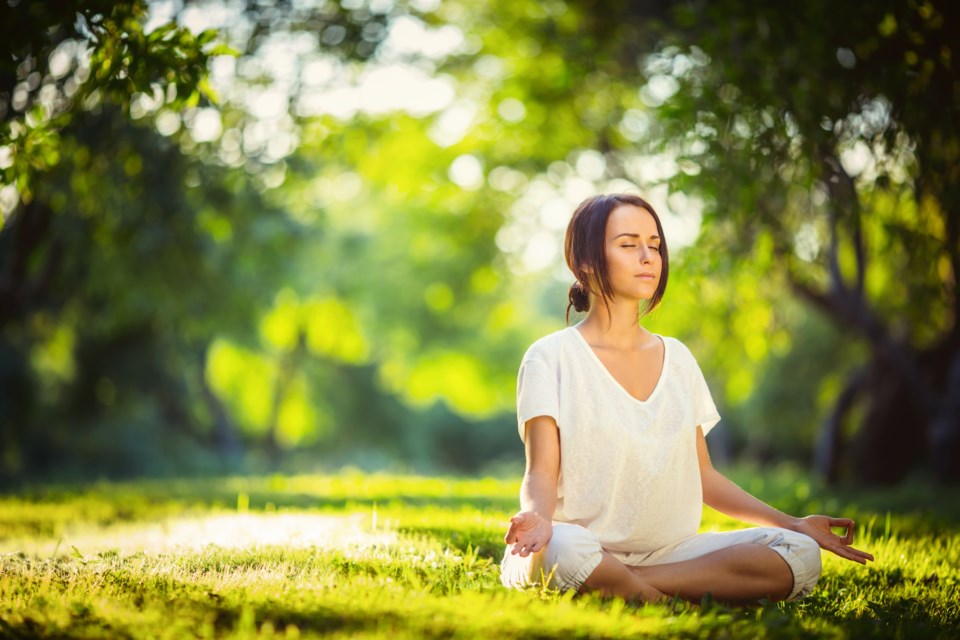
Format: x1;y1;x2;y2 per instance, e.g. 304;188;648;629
1;0;959;637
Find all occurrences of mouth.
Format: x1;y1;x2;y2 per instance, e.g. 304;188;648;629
636;273;657;280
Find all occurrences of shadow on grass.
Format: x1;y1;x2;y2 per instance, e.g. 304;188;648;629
0;593;407;640
3;577;954;640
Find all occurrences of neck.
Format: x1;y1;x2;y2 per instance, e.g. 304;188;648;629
579;297;648;347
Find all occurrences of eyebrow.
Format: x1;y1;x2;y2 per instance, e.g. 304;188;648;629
613;233;660;241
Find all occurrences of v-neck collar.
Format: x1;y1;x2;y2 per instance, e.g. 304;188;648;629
568;326;669;405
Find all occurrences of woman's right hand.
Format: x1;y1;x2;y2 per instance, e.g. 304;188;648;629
504;511;552;557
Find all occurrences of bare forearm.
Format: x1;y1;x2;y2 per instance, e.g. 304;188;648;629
520;470;557;521
703;469;800;530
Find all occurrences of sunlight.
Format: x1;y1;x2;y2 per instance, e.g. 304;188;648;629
380;15;465;60
9;513;396;557
496;158;705;277
189;107;223;143
429;102;477;147
0;184;18;222
335;65;455;119
448;154;484;190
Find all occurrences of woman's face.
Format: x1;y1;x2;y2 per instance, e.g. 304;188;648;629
603;204;662;302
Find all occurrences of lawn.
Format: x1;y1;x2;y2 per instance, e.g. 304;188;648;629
1;468;958;638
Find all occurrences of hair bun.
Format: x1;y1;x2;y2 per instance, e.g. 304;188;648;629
568;281;590;313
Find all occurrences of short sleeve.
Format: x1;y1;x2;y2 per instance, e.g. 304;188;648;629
516;357;560;442
692;359;721;436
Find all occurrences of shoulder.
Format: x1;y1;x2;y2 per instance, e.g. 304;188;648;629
521;327;574;365
660;335;701;368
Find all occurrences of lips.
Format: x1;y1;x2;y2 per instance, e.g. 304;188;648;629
636;273;657;279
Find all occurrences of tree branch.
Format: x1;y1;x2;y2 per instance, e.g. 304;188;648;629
815;366;866;484
0;201;55;326
788;273;940;417
820;150;866;299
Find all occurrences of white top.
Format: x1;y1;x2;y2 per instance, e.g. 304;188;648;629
516;327;721;554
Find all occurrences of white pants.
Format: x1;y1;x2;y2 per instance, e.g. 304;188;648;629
500;524;822;601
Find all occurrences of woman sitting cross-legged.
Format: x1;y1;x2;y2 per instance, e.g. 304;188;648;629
500;193;874;603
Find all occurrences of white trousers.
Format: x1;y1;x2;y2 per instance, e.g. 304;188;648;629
500;523;822;601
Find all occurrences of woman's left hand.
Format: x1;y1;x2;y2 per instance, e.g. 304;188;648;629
793;515;875;564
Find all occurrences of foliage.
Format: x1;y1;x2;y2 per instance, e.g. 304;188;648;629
2;470;960;638
2;0;957;485
662;0;960;484
0;1;521;483
484;0;960;483
0;0;233;481
0;0;219;206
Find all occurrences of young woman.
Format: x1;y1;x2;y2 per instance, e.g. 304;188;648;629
500;193;873;603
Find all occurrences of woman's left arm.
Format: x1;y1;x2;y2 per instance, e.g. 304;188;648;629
696;426;875;564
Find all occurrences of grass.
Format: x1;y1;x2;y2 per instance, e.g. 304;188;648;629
1;468;959;638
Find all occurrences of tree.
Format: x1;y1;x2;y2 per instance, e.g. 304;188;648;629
553;0;960;482
10;0;952;485
0;0;222;481
0;0;536;481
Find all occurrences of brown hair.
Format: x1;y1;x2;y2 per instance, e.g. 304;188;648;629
564;193;669;323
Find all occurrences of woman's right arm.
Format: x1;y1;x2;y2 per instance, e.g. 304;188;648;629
504;415;560;557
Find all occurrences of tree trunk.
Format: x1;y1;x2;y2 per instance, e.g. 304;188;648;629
0;200;61;328
815;367;865;484
791;273;959;484
197;344;243;471
928;344;960;482
263;329;307;470
850;355;930;484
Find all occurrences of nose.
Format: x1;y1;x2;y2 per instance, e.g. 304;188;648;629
640;246;654;264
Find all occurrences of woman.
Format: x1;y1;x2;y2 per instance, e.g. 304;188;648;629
500;193;873;603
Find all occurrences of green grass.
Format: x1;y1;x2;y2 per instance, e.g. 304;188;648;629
2;469;959;638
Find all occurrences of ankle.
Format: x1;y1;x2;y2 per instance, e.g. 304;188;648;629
642;584;666;603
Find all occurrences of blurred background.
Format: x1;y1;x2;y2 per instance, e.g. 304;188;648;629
1;0;957;488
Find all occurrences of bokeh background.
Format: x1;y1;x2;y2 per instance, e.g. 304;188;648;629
1;0;958;487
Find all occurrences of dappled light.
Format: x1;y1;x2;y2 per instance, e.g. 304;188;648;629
2;471;959;637
2;0;959;496
6;512;395;557
2;0;960;636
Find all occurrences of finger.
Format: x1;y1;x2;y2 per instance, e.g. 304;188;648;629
504;523;518;544
830;547;865;564
829;518;855;543
845;545;874;562
844;521;855;544
830;523;854;545
830;545;868;564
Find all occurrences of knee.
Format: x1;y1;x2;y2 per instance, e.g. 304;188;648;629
501;523;601;592
791;532;822;577
782;531;822;599
540;523;602;588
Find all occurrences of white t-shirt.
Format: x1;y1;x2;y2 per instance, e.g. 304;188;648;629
516;326;721;554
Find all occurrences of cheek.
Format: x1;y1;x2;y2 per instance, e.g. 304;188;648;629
608;251;631;271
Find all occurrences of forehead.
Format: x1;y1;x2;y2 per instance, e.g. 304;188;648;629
605;204;659;237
